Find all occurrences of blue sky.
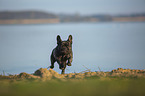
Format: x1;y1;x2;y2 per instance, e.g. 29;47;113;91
0;0;145;15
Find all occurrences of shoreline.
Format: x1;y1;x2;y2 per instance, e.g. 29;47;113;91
1;17;145;24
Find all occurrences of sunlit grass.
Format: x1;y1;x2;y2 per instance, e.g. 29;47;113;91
0;77;145;96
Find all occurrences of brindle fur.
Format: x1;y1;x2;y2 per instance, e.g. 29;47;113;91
50;35;73;74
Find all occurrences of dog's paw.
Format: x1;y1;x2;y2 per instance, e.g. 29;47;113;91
50;66;54;69
67;63;72;66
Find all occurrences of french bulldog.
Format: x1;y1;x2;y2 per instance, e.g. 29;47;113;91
50;35;73;74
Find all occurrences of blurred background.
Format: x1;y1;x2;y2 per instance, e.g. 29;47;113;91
0;0;145;75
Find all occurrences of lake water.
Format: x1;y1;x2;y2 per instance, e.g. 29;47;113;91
0;22;145;74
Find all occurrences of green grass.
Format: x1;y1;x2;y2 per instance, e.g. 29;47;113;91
0;77;145;96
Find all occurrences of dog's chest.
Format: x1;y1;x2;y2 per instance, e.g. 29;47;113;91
53;48;70;60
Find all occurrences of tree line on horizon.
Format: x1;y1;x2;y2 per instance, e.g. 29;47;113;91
0;11;145;22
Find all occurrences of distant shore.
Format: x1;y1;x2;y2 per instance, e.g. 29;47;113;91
1;11;145;24
1;17;145;24
112;16;145;22
0;18;59;24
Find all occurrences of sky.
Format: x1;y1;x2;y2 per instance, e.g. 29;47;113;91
0;0;145;15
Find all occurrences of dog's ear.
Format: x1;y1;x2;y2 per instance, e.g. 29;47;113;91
57;35;62;44
67;35;72;44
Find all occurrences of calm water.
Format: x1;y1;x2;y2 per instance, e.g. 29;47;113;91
0;22;145;74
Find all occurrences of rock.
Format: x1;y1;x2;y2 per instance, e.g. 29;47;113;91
34;68;65;79
18;72;40;79
90;72;97;76
34;68;52;78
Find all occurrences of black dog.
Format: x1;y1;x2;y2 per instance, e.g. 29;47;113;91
50;35;73;74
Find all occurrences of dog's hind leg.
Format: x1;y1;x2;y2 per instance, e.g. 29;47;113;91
61;69;65;74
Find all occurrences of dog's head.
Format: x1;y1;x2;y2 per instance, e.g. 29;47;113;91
57;35;72;55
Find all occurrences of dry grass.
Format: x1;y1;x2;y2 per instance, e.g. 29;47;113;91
0;68;145;80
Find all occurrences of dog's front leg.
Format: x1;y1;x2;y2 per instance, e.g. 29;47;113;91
67;59;72;66
50;53;56;69
67;54;73;66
